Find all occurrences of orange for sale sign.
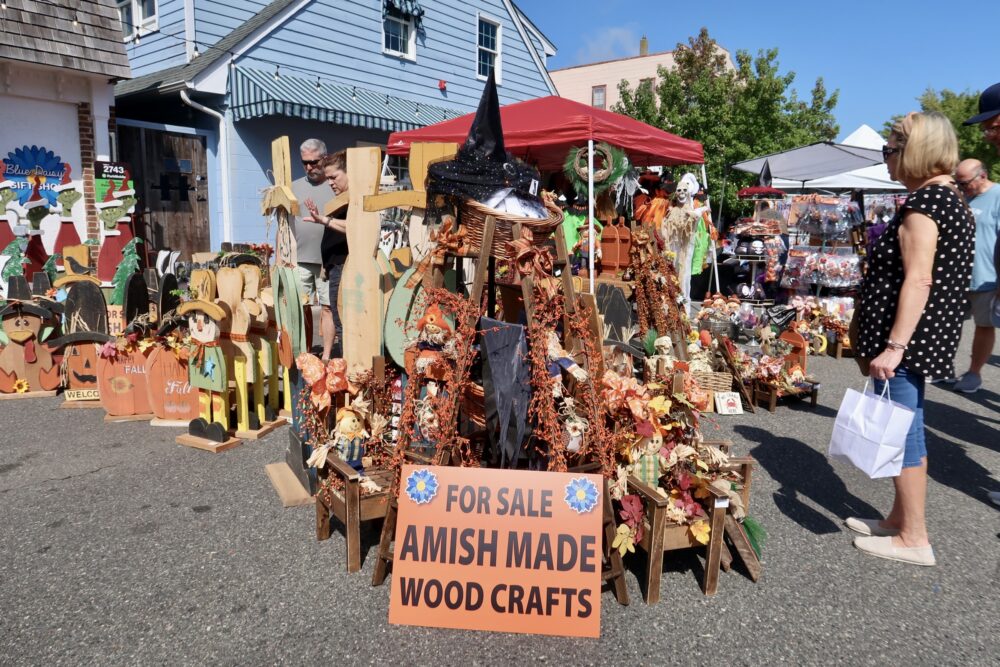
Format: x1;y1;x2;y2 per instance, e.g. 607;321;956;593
388;465;603;638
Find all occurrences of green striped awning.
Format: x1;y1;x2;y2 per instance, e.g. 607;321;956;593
229;67;460;132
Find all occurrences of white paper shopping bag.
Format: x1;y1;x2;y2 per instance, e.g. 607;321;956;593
828;381;915;478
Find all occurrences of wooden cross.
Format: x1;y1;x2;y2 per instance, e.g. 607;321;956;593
261;136;299;268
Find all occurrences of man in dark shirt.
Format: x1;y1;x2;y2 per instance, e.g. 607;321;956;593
304;151;349;358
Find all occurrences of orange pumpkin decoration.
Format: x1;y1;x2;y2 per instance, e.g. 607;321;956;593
144;346;200;421
97;349;152;416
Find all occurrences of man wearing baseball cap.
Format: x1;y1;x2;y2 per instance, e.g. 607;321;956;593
964;83;1000;507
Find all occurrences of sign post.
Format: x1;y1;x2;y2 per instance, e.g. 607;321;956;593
389;465;603;638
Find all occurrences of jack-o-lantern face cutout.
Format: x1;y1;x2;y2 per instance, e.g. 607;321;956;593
3;313;41;344
67;344;99;388
187;312;220;344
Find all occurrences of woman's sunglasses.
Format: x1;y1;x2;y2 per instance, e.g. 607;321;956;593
881;146;902;161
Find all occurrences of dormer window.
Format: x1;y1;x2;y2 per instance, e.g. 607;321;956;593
117;0;158;41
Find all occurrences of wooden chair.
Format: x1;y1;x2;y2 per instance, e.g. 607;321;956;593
717;455;763;583
628;477;728;604
626;438;734;604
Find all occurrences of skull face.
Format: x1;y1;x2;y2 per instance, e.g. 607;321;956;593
188;312;219;344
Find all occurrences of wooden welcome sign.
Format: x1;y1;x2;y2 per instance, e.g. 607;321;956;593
389;465;603;638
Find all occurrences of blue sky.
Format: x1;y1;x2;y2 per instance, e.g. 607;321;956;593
518;0;1000;140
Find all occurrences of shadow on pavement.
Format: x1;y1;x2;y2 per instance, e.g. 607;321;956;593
736;425;881;535
923;397;1000;508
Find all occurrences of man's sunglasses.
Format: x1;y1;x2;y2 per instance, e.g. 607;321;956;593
881;146;902;161
302;159;321;167
956;171;983;187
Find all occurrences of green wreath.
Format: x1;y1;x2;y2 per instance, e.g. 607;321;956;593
563;142;628;197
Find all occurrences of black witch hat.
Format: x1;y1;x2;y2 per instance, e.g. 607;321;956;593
0;275;51;319
426;70;541;205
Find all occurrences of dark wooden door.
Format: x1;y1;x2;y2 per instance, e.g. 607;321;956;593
118;126;211;259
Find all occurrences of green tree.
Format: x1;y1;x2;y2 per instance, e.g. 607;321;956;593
613;28;839;219
884;89;999;181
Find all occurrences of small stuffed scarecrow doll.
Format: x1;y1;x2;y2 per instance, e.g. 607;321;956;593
179;299;230;440
333;405;369;473
407;302;455;378
631;427;666;493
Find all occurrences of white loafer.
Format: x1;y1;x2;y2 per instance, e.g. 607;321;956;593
853;535;936;566
845;517;899;537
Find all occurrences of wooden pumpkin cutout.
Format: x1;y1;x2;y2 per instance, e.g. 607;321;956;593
66;343;100;392
599;224;620;276
49;279;111;400
97;348;152;417
144;345;200;422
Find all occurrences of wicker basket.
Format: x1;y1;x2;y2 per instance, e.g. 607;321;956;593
692;370;734;393
460;198;564;260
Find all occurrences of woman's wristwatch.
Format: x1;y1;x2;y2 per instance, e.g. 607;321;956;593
885;339;908;352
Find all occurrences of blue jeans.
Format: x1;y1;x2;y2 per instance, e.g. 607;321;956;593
873;365;926;468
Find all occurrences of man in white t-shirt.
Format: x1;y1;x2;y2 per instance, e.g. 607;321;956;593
953;159;1000;393
290;138;335;360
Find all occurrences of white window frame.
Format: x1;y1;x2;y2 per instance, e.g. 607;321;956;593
592;85;606;110
382;10;417;62
117;0;159;41
476;13;502;84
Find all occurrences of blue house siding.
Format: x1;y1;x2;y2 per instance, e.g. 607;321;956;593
225;116;390;245
195;0;270;47
235;0;551;112
124;0;188;77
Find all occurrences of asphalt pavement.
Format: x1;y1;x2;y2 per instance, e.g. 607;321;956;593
1;319;997;665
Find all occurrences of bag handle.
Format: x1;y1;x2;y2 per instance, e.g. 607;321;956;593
862;379;892;402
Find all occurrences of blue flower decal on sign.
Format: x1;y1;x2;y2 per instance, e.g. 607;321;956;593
564;477;600;514
3;146;65;206
405;468;439;505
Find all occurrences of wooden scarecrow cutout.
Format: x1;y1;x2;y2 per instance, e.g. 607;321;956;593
0;275;61;393
240;263;280;420
179;299;231;442
215;266;262;432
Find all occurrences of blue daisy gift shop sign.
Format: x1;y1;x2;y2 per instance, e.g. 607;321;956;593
389;465;604;638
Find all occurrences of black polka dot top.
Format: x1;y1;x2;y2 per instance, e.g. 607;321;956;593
857;184;975;380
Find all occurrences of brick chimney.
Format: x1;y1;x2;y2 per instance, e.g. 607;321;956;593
639;35;648;56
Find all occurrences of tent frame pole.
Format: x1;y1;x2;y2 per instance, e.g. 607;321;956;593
700;164;721;295
588;139;595;295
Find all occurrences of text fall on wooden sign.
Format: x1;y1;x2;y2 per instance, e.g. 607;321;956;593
389;465;603;638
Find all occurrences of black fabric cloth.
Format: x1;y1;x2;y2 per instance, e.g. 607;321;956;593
856;184;974;379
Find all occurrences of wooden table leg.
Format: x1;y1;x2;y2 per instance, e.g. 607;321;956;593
345;478;362;573
372;499;398;586
316;498;331;541
644;503;667;605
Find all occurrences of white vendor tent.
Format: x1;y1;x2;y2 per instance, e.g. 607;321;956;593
771;125;906;192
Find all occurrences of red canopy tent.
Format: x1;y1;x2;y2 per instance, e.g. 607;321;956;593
387;95;704;169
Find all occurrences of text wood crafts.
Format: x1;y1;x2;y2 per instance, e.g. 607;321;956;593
388;466;603;638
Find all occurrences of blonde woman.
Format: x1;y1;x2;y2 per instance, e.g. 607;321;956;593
848;112;974;566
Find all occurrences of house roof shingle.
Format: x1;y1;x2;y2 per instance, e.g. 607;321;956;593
0;0;131;79
115;0;299;98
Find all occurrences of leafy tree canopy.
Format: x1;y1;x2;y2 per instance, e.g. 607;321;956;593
883;88;1000;181
613;27;839;220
